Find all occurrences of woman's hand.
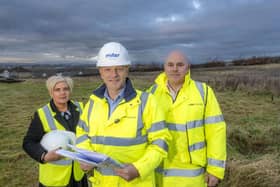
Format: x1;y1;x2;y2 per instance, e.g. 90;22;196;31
43;148;63;162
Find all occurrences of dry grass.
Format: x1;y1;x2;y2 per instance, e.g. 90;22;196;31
1;64;280;186
223;155;280;187
192;64;280;100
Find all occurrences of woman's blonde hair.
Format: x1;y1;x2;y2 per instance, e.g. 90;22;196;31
46;75;73;94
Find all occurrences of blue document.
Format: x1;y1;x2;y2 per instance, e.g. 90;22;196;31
56;149;100;166
56;144;124;169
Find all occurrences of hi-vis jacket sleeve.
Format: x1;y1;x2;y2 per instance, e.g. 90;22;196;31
204;86;226;179
76;99;92;150
133;94;172;179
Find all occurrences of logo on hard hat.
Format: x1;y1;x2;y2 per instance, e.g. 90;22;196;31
96;42;131;67
105;53;120;58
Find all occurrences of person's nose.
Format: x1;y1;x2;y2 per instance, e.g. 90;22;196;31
61;88;68;94
60;90;66;95
112;69;119;77
172;65;178;71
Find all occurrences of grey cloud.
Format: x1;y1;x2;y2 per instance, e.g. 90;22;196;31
0;0;279;64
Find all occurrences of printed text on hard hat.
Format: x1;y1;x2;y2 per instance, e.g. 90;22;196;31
106;53;120;58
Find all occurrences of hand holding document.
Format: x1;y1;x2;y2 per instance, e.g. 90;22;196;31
56;144;124;169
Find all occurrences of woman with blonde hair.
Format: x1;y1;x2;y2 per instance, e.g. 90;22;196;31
23;75;88;187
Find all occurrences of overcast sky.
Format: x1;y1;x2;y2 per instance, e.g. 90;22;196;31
0;0;279;64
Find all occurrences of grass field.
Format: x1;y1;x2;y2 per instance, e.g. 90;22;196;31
0;64;279;187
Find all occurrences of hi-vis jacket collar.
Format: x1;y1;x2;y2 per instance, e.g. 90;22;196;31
93;78;137;102
155;70;192;89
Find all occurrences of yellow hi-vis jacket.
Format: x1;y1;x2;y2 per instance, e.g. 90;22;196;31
148;72;226;182
76;79;171;187
37;101;85;186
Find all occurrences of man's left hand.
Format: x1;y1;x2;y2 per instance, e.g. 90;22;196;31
205;173;219;187
114;164;140;181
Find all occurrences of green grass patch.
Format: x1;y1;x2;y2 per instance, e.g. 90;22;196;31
0;72;279;186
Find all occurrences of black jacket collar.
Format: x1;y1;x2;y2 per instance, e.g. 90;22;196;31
49;99;80;132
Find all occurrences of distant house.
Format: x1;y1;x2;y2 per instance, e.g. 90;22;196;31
11;66;32;78
0;70;17;79
1;70;10;78
0;70;25;83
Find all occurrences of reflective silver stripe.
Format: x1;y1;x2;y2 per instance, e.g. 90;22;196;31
42;105;56;130
78;119;89;132
156;167;164;173
167;121;204;131
208;158;226;168
189;141;205;152
168;117;218;131
87;100;94;124
137;92;149;136
167;123;186;131
186;120;204;129
150;84;158;94
87;92;149;147
50;159;72;165
74;101;82;113
90;135;147;146
159;168;205;177
96;167;117;176
205;115;224;125
148;121;166;132
76;134;89;144
195;81;204;102
152;139;168;152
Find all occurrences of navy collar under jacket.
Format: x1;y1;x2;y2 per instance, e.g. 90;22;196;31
49;99;80;132
93;78;137;102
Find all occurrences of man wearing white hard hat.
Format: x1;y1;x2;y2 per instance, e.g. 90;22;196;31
76;42;171;186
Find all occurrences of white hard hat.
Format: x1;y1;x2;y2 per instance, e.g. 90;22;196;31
40;130;76;151
97;42;131;67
